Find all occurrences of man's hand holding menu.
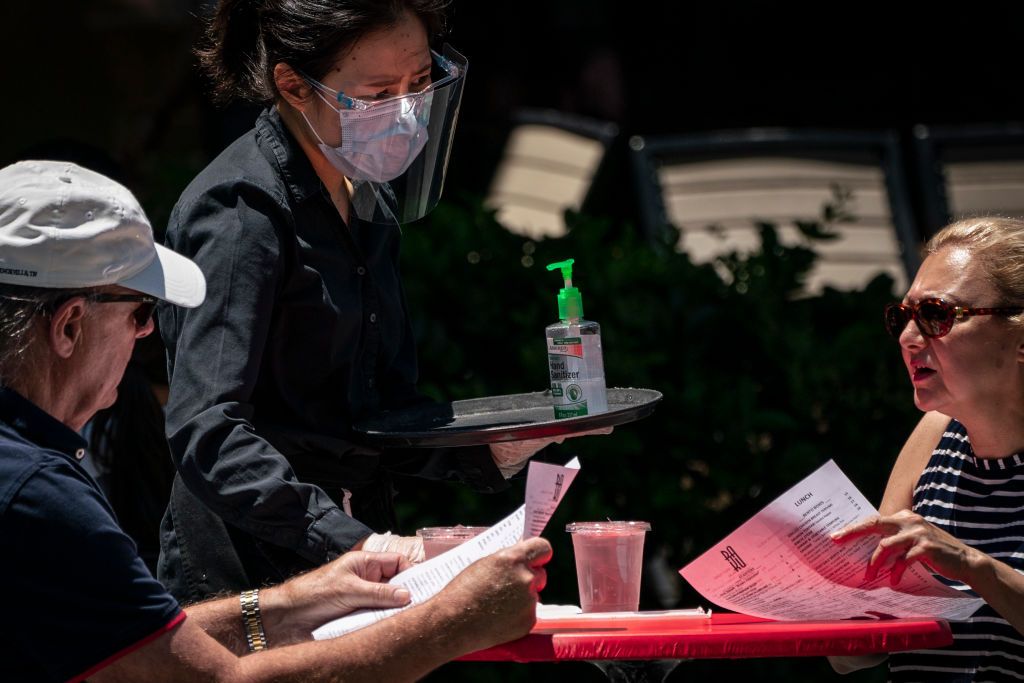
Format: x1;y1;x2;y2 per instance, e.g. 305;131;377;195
313;457;580;640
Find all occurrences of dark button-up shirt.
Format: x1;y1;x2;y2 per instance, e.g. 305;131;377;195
157;107;506;599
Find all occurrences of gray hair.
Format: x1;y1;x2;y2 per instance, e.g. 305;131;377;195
0;285;72;386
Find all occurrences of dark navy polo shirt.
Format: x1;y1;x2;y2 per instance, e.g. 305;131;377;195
0;387;183;682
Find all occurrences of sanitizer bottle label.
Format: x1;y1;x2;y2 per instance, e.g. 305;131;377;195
547;336;605;418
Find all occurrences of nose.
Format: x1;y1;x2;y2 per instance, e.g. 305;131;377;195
898;318;926;351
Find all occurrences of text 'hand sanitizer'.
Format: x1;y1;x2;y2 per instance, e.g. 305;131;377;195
545;259;608;418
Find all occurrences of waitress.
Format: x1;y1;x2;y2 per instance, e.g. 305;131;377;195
158;0;584;602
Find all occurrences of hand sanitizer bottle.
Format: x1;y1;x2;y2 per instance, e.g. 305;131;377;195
545;259;608;418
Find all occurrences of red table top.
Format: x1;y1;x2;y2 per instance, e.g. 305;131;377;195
460;612;953;662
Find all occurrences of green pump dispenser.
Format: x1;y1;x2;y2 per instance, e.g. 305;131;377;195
546;259;584;321
544;258;608;418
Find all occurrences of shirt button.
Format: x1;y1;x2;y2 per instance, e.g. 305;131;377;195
369;313;378;324
74;448;85;460
356;266;367;276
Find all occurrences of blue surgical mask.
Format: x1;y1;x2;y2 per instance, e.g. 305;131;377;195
294;46;468;224
302;91;430;183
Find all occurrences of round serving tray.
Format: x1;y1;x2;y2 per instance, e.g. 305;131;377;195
353;387;662;447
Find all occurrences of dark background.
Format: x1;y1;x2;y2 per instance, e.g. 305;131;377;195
4;2;1022;682
6;1;1024;219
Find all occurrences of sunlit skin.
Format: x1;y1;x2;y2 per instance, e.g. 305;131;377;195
8;283;558;679
828;244;1024;640
894;246;1024;454
67;287;155;428
10;286;154;432
273;10;431;222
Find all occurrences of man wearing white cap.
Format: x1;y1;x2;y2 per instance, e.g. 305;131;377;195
0;160;551;682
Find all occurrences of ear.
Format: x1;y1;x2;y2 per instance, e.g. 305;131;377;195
48;297;88;360
274;63;315;111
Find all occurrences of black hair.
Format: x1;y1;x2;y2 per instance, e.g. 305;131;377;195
198;0;451;105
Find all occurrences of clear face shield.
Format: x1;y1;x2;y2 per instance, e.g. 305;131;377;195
303;45;467;225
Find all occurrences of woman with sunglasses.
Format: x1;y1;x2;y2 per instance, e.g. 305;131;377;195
155;0;574;603
831;217;1024;680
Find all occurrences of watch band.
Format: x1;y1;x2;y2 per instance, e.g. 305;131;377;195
240;589;267;652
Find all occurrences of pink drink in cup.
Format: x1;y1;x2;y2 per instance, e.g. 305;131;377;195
416;525;489;560
566;521;651;612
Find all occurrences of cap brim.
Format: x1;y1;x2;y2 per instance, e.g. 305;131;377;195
119;244;206;308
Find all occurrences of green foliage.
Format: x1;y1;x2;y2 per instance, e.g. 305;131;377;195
397;193;915;683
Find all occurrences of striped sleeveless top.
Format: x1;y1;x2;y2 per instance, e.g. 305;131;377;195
889;419;1024;683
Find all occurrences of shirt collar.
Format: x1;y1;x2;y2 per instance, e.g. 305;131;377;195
256;106;324;205
0;386;88;460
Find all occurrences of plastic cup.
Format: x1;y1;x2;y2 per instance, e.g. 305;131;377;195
416;525;489;560
566;521;651;613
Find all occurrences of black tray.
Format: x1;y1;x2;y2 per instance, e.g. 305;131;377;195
353;388;662;447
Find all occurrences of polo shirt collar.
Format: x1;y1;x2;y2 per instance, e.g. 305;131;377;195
0;386;87;459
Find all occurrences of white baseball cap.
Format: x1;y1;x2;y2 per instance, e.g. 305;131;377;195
0;160;205;307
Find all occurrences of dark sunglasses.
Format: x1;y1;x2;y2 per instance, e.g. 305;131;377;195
884;298;1024;339
1;291;158;329
83;293;158;329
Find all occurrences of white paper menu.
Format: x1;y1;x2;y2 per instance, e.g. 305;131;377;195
523;457;580;538
679;460;983;622
312;457;581;640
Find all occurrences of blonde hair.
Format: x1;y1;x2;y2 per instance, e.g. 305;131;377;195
927;217;1024;306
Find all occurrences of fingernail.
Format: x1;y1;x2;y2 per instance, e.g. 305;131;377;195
395;588;411;602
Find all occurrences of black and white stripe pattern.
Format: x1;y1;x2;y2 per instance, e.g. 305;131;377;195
889;419;1024;682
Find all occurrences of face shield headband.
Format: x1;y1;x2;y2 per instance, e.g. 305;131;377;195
314;49;463;112
298;46;468;225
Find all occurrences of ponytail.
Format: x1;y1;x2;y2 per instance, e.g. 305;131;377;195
197;0;273;104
